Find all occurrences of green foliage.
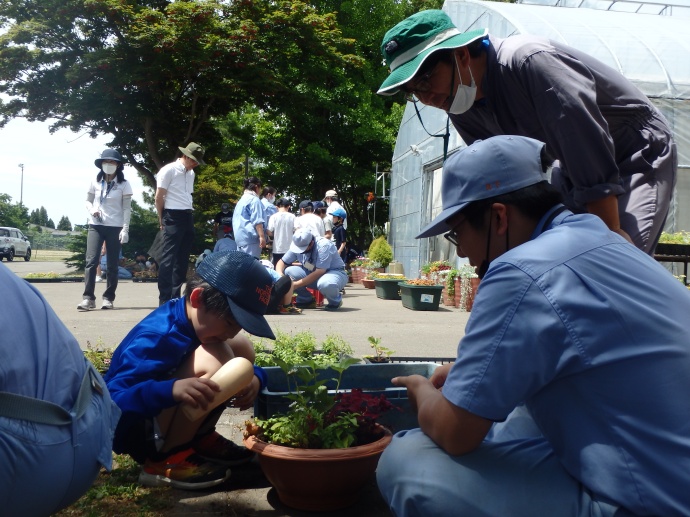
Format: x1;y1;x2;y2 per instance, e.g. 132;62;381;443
0;0;362;187
249;356;393;449
56;215;72;231
253;331;353;367
65;228;88;271
320;334;355;359
0;193;29;228
367;235;393;268
122;200;160;259
420;260;452;276
83;338;116;375
363;336;395;362
659;231;690;244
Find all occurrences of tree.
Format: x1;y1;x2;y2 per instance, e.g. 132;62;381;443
38;206;49;227
57;215;72;231
218;0;412;250
0;0;361;187
46;218;55;229
29;208;40;225
0;193;29;228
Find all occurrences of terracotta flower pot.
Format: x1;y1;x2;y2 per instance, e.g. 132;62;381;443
244;426;392;512
362;278;376;289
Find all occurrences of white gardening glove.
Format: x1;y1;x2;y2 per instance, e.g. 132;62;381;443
119;225;129;244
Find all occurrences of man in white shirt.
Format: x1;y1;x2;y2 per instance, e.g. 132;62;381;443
294;200;325;238
154;142;205;305
267;198;296;267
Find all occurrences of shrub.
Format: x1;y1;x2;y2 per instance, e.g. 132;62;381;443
367;236;393;269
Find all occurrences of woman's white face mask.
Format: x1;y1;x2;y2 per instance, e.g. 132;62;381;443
447;55;477;115
102;163;118;176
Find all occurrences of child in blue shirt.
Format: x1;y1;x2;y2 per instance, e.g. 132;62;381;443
331;208;348;263
105;251;275;490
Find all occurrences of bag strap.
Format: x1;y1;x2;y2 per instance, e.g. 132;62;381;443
0;364;99;426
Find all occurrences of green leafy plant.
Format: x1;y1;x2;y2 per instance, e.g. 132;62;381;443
420;260;452;276
369;272;405;280
245;357;395;449
445;268;459;297
83;338;116;374
253;331;353;367
363;336;395;363
367;236;393;269
659;231;690;244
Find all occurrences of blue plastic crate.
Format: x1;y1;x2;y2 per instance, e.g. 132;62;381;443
254;362;439;432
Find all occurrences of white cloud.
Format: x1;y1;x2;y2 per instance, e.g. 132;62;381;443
1;118;150;228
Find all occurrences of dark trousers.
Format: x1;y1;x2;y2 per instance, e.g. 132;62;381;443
266;275;291;314
271;252;285;268
83;225;121;302
157;210;195;304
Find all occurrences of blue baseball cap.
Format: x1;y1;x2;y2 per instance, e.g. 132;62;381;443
417;136;548;238
290;228;315;253
196;251;275;339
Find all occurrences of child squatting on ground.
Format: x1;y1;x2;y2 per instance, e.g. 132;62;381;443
104;251;276;490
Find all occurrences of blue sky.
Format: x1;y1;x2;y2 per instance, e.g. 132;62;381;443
1;118;149;228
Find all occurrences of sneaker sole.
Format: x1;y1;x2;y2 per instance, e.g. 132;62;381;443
77;306;94;311
138;468;231;490
197;452;255;467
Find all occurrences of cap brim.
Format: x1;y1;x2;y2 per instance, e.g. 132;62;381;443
416;203;467;239
178;147;206;166
226;297;275;340
378;29;488;96
289;240;310;254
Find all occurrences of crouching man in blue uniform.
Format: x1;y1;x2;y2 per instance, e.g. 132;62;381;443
0;263;120;515
276;228;348;310
377;136;690;517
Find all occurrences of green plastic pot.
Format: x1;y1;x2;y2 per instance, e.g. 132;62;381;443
398;283;444;311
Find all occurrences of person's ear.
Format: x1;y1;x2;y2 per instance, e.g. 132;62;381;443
189;287;205;308
493;203;510;236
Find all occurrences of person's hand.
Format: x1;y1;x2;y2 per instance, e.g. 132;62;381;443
227;376;260;411
119;229;129;244
172;377;220;411
429;363;453;389
391;374;432;413
259;235;266;248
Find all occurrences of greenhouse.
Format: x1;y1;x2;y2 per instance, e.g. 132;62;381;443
387;0;690;278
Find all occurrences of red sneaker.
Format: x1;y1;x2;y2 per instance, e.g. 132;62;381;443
138;448;230;490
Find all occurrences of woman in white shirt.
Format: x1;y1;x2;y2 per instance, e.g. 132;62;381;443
78;149;133;311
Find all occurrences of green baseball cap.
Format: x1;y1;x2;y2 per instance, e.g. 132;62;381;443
378;10;487;96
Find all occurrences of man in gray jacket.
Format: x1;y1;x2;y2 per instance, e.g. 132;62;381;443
378;10;677;254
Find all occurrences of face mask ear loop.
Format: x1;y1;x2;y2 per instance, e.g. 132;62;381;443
410;97;451;163
484;209;493;266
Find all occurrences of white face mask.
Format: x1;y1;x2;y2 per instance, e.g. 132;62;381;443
447;55;477;115
266;195;275;204
102;163;118;176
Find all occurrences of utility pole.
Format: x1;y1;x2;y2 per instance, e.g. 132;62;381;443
18;163;24;206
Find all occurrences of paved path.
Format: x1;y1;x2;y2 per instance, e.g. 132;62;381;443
4;261;470;516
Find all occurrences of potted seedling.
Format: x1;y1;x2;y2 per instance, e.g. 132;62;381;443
243;357;395;511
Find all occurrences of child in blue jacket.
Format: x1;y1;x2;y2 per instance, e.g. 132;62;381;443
105;251;275;490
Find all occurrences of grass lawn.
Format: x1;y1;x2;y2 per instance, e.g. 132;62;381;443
31;249;72;262
55;454;176;516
